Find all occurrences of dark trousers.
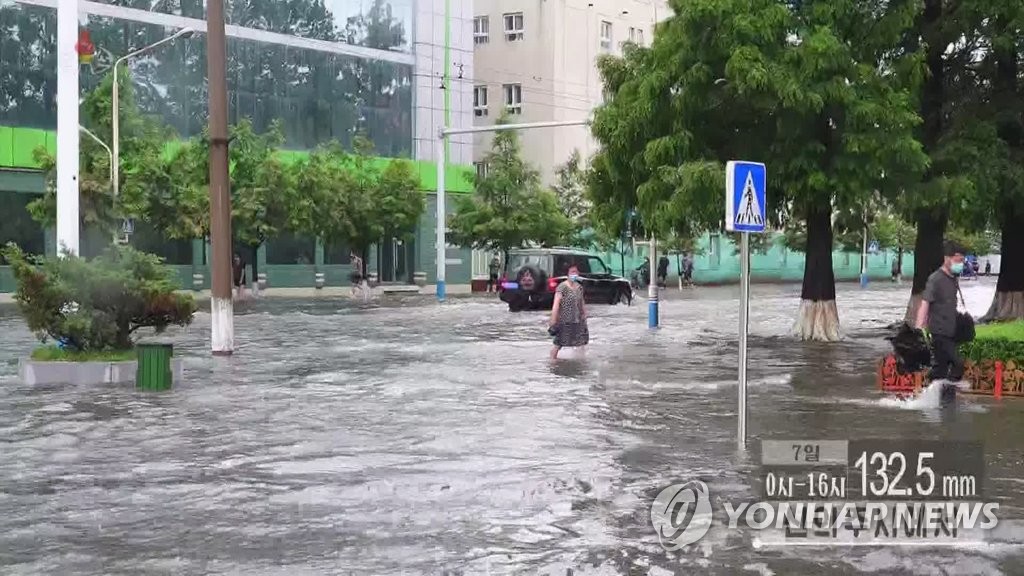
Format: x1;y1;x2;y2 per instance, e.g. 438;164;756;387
928;334;965;382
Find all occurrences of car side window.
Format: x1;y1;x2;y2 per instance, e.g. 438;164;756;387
588;257;608;274
574;257;591;274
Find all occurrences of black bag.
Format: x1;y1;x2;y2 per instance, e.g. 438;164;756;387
954;283;975;344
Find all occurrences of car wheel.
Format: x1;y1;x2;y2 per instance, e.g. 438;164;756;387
620;287;632;306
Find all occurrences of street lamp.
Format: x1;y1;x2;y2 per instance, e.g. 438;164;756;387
79;126;112;185
111;27;194;201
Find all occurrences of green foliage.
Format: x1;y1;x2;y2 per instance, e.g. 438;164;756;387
2;243;196;352
872;211;917;253
31;346;137;362
589;0;928;300
552;150;592;246
287;136;422;253
946;226;995;256
448;121;572;255
229;120;291;248
960;322;1024;364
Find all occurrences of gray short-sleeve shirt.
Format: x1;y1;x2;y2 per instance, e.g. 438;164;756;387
922;268;958;337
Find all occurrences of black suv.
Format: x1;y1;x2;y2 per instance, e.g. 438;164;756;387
499;248;633;312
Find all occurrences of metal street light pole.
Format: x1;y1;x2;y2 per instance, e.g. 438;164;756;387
79;126;112;185
111;27;194;203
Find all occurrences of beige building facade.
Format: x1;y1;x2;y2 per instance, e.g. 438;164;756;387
470;0;670;186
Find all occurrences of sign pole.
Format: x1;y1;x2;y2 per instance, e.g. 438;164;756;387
738;231;749;449
860;225;869;288
726;160;765;451
648;236;658;328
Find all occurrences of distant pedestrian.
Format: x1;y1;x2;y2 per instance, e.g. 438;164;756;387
682;253;694;286
350;250;368;299
985;260;991;275
657;255;670;288
548;264;589;360
232;252;247;299
487;254;501;293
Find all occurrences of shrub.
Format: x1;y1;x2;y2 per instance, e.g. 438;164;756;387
2;243;196;351
961;322;1024;365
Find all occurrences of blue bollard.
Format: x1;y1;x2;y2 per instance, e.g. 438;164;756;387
648;297;659;328
860;273;868;288
436;279;446;302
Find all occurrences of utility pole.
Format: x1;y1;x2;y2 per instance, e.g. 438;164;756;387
207;0;233;355
56;0;80;257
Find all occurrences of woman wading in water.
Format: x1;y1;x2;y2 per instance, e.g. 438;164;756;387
548;264;589;359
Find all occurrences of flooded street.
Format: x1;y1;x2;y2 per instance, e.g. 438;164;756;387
1;278;1023;575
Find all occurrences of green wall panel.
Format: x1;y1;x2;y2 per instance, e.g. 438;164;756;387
0;125;473;193
11;128;49;168
0;127;13;168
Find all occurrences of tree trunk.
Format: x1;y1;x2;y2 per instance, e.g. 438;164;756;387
906;0;948;322
904;208;947;322
794;202;840;341
983;207;1024;321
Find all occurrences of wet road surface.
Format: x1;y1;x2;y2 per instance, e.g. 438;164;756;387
1;278;1023;575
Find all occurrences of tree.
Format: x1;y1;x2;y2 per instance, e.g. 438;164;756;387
873;210;917;275
975;2;1024;320
287;136;423;262
25;67;173;247
552;150;592;247
448;122;572;267
2;242;195;351
899;0;1001;321
228;119;292;289
589;0;927;341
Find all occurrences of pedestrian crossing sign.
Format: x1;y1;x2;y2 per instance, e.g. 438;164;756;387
725;161;767;233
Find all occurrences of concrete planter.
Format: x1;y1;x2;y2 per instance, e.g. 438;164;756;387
413;271;427;287
18;358;184;386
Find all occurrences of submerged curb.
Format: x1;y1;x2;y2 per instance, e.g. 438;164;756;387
18;358;184;386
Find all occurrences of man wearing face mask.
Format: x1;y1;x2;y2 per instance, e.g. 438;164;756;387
915;240;967;385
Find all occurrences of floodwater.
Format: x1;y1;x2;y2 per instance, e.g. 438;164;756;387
1;278;1022;575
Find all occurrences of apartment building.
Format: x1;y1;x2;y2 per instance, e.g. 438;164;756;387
470;0;670;185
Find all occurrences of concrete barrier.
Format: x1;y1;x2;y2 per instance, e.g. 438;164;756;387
19;358;184;386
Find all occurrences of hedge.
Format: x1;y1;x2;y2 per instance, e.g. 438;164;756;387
961;321;1024;364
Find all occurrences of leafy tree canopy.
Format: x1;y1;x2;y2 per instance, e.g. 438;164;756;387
448;120;572;258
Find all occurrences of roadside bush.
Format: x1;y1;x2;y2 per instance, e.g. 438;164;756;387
961;322;1024;364
2;243;196;351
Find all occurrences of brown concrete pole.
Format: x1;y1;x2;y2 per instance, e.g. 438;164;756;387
206;0;234;355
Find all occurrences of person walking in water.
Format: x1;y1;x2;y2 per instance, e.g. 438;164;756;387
548;263;589;359
350;250;367;299
916;241;967;396
232;252;247;300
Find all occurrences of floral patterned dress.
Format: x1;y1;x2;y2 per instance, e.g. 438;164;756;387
554;281;589;347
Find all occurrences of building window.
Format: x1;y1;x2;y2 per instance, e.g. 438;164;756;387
504;12;524;41
474;161;489;179
628;27;645;46
503;83;523;114
473;86;488;116
600;21;613;49
473;16;489;45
